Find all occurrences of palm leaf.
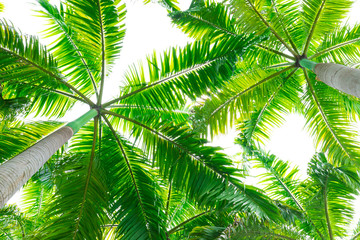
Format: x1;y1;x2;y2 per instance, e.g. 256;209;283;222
35;121;109;240
0;20;88;117
103;34;263;109
237;68;301;144
100;120;167;240
193;65;295;137
302;70;360;165
302;0;353;54
304;153;360;238
105;110;281;221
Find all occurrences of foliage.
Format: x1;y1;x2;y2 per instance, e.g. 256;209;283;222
170;0;360;166
0;0;279;239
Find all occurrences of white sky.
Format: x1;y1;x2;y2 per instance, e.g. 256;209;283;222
3;1;360;226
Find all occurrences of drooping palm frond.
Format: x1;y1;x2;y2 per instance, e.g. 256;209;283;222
227;215;308;240
0;205;31;239
303;153;360;239
100;121;167;240
169;0;239;41
105;109;281;221
310;24;360;64
34;121;110;240
162;183;233;239
228;0;299;57
0;19;85;118
302;70;360;165
237;68;300;144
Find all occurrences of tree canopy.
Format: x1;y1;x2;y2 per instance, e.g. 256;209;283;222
2;0;360;239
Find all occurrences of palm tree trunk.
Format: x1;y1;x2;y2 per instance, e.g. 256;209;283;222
300;59;360;98
0;109;97;207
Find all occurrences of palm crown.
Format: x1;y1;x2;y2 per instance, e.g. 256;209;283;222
0;0;284;239
171;0;360;166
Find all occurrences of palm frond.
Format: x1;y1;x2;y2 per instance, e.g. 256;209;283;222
35;122;109;240
193;65;295;137
302;70;360;165
38;0;126;99
105;110;281;221
304;153;360;238
237;68;300;144
302;0;353;53
228;0;297;56
0;205;30;239
100;120;167;240
0;20;90;117
170;0;239;41
104;34;263;109
310;24;360;62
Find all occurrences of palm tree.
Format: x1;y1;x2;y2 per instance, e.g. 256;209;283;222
0;0;280;238
169;0;360;166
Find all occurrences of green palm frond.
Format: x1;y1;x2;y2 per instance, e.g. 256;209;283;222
37;0;126;98
100;122;167;240
302;0;353;54
104;34;263;109
36;122;109;240
163;185;232;239
105;110;280;221
238;141;302;208
0;20;87;117
170;0;239;41
302;70;360;165
310;24;360;63
193;65;295;137
304;153;360;238
237;68;301;144
228;0;298;56
228;215;307;240
0;205;30;239
189;225;227;240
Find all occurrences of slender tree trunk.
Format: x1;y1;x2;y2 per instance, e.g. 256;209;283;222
0;109;97;207
300;59;360;98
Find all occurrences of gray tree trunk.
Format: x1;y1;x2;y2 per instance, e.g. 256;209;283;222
314;63;360;98
0;126;73;207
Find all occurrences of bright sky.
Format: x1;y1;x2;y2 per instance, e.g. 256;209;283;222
2;1;360;223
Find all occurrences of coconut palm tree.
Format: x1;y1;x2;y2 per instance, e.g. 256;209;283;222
169;0;360;166
0;0;281;238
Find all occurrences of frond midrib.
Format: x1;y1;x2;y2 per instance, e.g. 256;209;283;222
303;0;327;54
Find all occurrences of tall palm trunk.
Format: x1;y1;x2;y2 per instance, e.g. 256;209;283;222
300;59;360;98
0;109;97;207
